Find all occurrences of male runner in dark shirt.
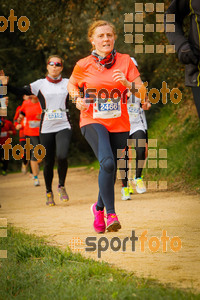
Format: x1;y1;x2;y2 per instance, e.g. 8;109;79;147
165;0;200;118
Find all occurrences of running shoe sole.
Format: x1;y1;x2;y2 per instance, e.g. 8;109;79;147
135;186;146;194
46;202;55;207
34;179;40;186
106;221;121;232
121;196;131;201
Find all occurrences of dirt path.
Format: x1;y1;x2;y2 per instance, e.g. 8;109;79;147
0;168;200;292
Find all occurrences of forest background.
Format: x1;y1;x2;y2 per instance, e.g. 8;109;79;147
0;0;199;192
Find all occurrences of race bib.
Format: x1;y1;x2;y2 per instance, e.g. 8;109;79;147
29;120;40;128
93;99;121;119
0;131;7;137
44;110;63;121
127;103;140;120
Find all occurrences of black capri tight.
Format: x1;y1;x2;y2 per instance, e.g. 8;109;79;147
40;128;72;192
81;123;129;214
122;129;147;187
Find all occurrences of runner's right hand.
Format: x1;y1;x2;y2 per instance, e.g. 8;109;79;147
16;124;22;130
76;97;89;111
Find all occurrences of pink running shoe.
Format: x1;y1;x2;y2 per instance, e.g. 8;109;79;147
91;202;106;233
106;213;121;232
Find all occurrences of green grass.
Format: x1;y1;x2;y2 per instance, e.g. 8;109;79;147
85;160;100;170
0;226;199;299
69;160;99;170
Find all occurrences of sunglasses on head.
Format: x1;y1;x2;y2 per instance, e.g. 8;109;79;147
48;61;62;67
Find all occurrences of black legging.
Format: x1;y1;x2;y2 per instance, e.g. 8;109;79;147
122;130;147;187
40;128;72;193
192;87;200;119
81;123;129;214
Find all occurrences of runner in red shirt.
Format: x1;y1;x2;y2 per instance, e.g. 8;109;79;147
68;20;146;233
19;95;42;186
13;98;28;174
0;118;16;175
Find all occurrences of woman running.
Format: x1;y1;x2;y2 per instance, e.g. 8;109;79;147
3;55;72;206
67;20;146;233
14;101;28;174
18;95;42;186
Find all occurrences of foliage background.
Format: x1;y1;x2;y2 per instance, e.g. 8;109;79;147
0;0;199;191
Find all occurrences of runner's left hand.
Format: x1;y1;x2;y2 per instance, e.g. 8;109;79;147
112;69;131;88
141;95;151;110
76;97;88;111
